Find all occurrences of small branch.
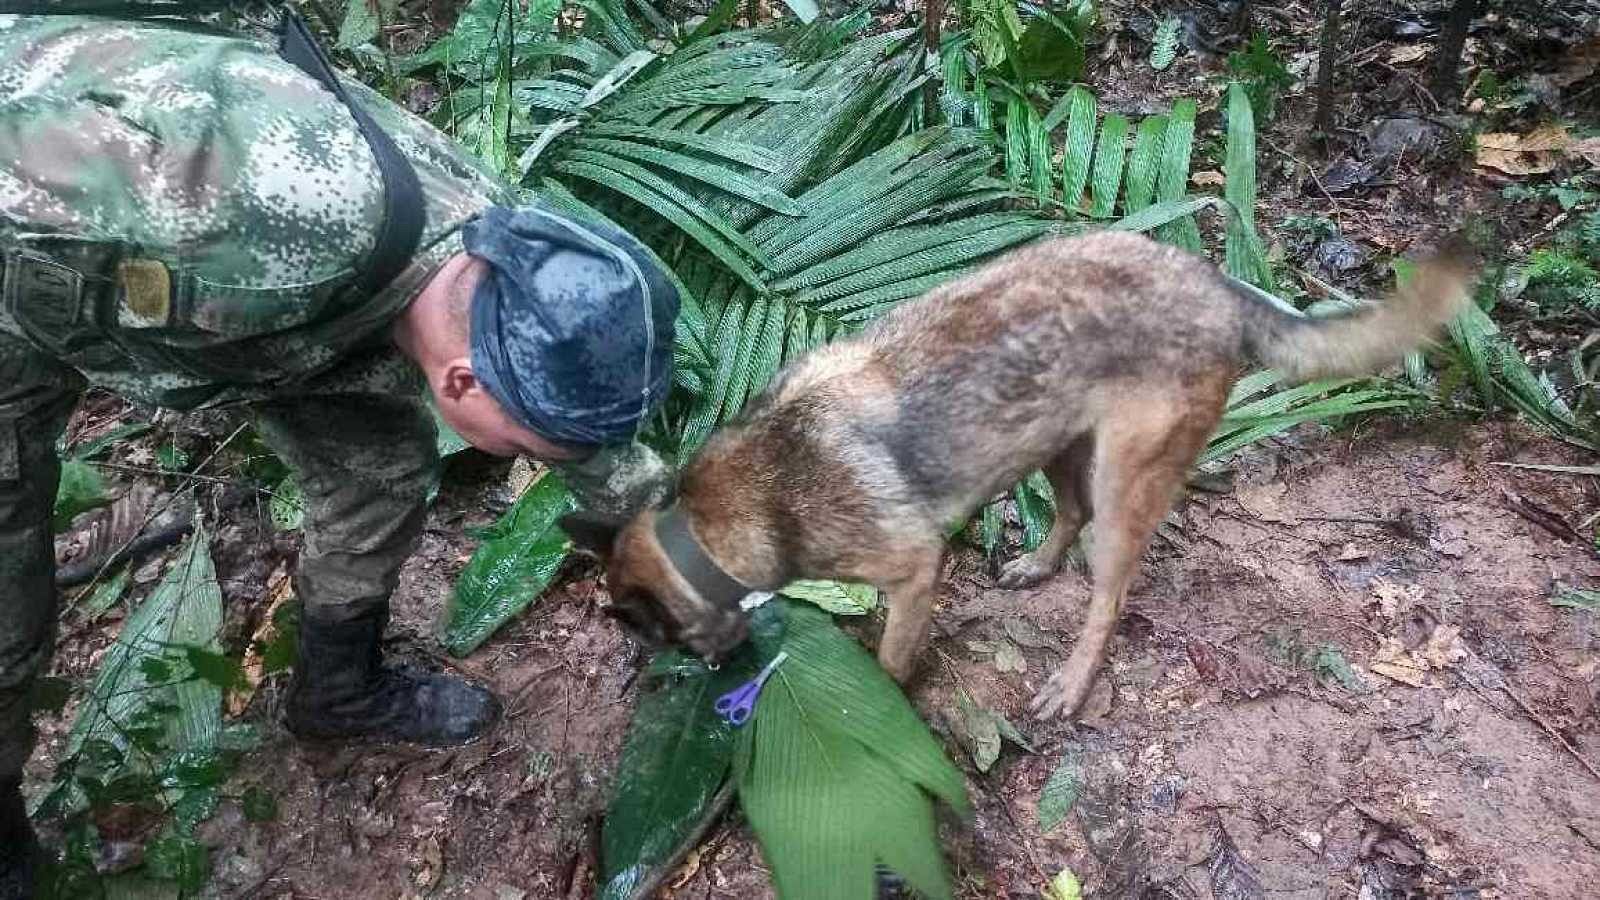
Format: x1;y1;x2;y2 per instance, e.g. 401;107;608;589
922;0;946;125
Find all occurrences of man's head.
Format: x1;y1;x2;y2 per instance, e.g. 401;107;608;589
396;204;678;466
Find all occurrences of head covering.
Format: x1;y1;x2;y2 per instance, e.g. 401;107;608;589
462;203;678;449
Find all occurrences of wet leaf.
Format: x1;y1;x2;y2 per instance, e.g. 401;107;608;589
599;611;778;900
79;567;131;622
953;688;1003;773
779;579;878;616
1037;754;1080;833
441;472;576;656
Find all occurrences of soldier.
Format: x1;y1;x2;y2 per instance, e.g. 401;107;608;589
0;13;678;896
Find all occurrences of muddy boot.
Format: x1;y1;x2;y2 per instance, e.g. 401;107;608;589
0;779;38;900
284;608;500;747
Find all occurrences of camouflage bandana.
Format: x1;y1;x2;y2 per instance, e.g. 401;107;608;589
462;204;677;449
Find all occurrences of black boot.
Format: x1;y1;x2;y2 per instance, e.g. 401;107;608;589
0;779;38;900
285;608;500;747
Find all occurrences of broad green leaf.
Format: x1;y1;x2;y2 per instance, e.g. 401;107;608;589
182;647;246;693
1223;82;1273;290
734;601;969;900
338;0;397;49
242;785;278;823
1004;96;1030;188
1048;868;1084;900
1108;196;1217;234
1012;11;1088;84
1012;476;1053;552
1088;114;1128;218
441;472;576;656
70;423;152;461
779;579;879;615
64;521;224;812
53;458;108;531
602;607;784;900
1123;114;1168;214
1058;87;1096;212
1155;99;1201;250
1037;754;1080;833
77;567;130;622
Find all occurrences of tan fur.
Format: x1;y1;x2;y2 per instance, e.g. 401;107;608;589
575;231;1473;719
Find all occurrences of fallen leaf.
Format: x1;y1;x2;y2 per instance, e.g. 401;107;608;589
228;565;294;717
1554;36;1600;87
1476;126;1571;176
1207;821;1266;900
1187;639;1222;683
668;845;703;889
1191;169;1226;187
1572;137;1600;168
1077;675;1115;727
1003;617;1064;652
953;689;1003;773
1037;755;1081;833
1046;868;1084;900
1370;637;1427;687
1388;44;1429;64
993;640;1027;674
1235;482;1297;524
1371;579;1423;620
1419;624;1466;670
415;836;444;890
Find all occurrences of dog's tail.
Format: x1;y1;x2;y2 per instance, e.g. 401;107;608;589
1235;247;1474;382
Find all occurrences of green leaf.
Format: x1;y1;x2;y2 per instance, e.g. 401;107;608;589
77;567;130;622
182;647;246;693
69;423;152;461
601;607;784;900
1552;587;1600;611
269;475;304;532
1012;11;1088;84
66;522;224;776
156;442;189;473
242;786;278;823
1223;82;1273;290
1047;868;1084;900
1123;114;1168;214
779;580;879;615
338;0;397;49
1088;114;1128;219
1108;196;1217;234
734;601;968;900
1149;15;1181;71
1058;87;1096;212
1155;99;1201;250
1012;476;1053;552
160;749;228;791
441;472;576;656
53;458;108;531
1037;753;1080;833
143;834;208;893
1004;96;1030;188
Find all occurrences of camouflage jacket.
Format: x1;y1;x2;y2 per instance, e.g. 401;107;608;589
0;13;513;409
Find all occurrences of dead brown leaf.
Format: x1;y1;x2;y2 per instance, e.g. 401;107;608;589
1554;36;1600;88
1476;127;1571;176
228;564;294;717
1388;44;1429;65
1573;137;1600;169
1371;637;1427;687
414;836;444;890
1191;170;1226;187
1370;579;1423;621
1419;624;1466;670
1186;639;1222;683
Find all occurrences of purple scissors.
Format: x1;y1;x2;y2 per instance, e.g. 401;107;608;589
714;651;789;728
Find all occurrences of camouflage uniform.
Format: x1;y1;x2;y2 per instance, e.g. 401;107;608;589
0;13;520;781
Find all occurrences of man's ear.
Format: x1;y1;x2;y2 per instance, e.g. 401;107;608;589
440;359;478;402
559;511;627;557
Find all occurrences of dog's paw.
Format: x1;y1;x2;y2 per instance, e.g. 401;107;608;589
996;555;1056;590
1028;667;1094;721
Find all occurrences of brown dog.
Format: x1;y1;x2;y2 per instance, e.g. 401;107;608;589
562;230;1471;719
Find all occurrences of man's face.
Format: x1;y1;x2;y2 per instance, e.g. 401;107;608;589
429;363;584;461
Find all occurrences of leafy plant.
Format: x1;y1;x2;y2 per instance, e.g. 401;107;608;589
1522;248;1600;313
35;524;264;897
1149;14;1180;71
1226;33;1294;123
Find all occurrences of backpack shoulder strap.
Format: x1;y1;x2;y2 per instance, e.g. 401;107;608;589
275;9;425;295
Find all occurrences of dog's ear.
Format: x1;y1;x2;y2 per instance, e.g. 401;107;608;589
559;511;627;557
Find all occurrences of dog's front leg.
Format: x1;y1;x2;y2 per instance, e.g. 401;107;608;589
874;545;945;684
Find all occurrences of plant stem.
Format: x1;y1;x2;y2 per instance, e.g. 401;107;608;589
1312;0;1342;138
1431;0;1479;105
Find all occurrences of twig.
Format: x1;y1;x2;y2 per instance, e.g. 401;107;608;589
1312;0;1343;137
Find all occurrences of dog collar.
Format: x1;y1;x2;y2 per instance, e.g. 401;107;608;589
653;505;751;614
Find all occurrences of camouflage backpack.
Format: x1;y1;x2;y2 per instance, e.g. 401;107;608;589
6;1;425;294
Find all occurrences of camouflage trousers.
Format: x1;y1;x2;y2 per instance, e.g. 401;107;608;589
0;330;441;783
